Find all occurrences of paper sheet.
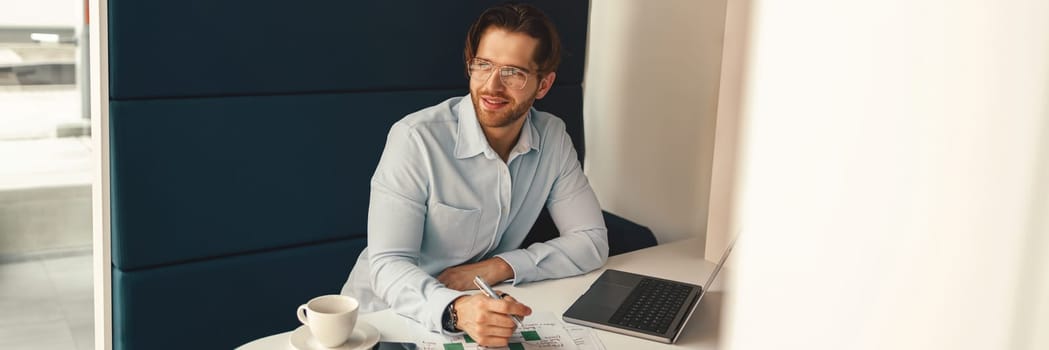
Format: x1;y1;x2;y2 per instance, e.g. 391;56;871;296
566;324;606;350
413;312;603;350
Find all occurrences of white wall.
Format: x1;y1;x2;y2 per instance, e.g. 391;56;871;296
583;0;728;245
722;0;1049;349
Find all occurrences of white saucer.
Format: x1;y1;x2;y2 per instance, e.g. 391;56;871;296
289;322;380;350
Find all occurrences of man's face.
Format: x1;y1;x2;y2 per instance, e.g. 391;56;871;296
469;28;555;130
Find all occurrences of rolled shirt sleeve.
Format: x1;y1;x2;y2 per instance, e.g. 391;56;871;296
495;126;609;285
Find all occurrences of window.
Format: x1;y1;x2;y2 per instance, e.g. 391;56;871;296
0;0;93;348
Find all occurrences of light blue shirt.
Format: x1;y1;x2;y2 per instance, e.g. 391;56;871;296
340;94;608;334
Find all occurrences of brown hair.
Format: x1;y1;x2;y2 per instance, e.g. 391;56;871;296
464;2;562;76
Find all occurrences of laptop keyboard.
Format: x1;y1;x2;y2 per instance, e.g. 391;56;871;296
608;278;694;334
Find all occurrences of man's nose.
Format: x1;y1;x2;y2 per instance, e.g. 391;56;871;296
484;71;506;91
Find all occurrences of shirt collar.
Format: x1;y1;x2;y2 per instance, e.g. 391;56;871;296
454;94;540;160
513;112;540;156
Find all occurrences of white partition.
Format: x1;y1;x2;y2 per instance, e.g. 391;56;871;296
722;1;1049;349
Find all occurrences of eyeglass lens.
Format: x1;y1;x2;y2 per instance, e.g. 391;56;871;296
469;60;528;90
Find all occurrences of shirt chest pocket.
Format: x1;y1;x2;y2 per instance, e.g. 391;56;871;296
423;201;482;260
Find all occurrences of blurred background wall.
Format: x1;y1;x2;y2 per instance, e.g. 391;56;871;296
584;0;728;247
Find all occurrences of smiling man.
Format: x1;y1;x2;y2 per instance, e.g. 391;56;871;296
340;3;608;347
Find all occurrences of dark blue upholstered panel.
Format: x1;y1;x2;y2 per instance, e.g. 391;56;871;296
110;86;584;271
602;212;658;255
107;1;607;349
112;238;367;350
534;88;587;162
108;0;588;99
522;209;658;256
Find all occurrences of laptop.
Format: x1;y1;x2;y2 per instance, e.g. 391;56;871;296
562;237;736;343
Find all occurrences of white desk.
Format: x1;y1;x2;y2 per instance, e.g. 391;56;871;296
239;238;723;349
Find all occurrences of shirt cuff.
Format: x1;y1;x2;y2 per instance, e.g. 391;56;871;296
494;250;536;285
429;288;468;335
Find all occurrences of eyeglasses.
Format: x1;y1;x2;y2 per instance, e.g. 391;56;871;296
467;58;531;90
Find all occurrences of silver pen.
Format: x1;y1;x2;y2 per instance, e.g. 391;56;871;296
473;275;525;328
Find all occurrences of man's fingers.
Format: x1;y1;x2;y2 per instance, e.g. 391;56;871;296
484;298;532;317
477;321;515;337
496;291;519;304
494;293;531;319
475;311;516;328
462;313;515;348
472;324;515;347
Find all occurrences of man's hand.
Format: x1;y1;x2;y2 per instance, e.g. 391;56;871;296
453;293;532;347
437;257;515;291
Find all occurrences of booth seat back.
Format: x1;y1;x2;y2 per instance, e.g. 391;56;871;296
108;1;590;349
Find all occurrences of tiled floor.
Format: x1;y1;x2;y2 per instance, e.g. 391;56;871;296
0;252;92;350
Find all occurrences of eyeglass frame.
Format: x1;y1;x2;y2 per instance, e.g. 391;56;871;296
466;58;541;91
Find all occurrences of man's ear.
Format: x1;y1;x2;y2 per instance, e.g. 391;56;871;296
535;72;557;100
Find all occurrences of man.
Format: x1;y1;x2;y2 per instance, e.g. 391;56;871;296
341;3;608;347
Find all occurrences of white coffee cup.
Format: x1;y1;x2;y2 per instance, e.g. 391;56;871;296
296;295;359;347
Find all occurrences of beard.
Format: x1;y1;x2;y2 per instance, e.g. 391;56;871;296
470;88;537;129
